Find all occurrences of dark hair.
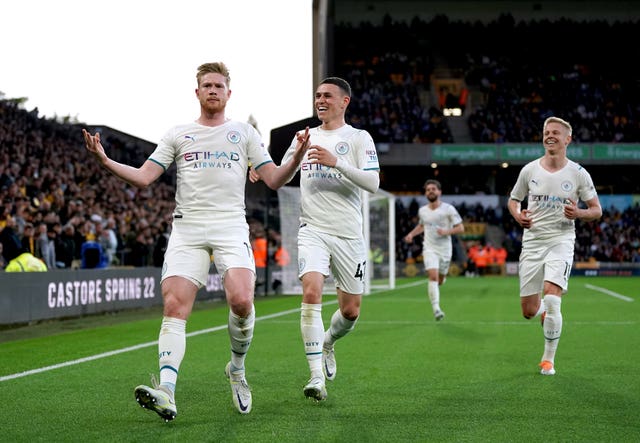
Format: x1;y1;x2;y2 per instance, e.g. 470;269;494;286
320;77;351;97
424;179;442;190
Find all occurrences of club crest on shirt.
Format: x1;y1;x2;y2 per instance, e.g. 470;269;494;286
227;131;241;144
561;181;573;192
335;142;349;155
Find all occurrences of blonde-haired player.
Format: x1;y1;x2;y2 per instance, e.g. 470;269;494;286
508;116;601;375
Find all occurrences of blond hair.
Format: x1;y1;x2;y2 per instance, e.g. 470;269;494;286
196;62;231;87
543;116;572;136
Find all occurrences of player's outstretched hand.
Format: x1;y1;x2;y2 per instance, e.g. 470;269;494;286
292;126;311;161
82;129;108;165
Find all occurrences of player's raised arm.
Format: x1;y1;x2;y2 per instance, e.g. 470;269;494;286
82;129;163;188
255;127;311;189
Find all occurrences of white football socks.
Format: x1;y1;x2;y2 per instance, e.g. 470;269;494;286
229;304;255;371
301;303;324;378
535;297;546;317
428;280;441;313
541;294;562;363
158;316;186;397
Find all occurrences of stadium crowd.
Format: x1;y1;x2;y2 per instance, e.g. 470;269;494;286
0;98;175;270
334;14;638;144
334;14;454;143
2;13;639;271
462;15;639;144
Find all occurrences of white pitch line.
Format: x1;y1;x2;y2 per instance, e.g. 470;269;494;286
0;342;157;382
0;280;420;383
0;308;304;382
585;284;634;302
1;280;633;382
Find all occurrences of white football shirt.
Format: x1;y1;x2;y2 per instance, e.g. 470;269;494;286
418;202;463;257
282;124;380;239
148;120;272;219
510;158;598;243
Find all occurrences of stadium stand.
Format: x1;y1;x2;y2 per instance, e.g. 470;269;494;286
0;98;174;268
332;13;638;146
2;4;639;272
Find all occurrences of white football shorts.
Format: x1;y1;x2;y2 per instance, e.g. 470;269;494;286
162;215;255;288
297;224;366;295
422;248;452;275
518;238;574;296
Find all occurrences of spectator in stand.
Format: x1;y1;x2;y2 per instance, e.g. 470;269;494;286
56;223;76;269
129;229;151;267
152;221;171;267
35;222;56;270
94;216;118;266
104;217;120;264
21;222;36;256
1;216;23;264
0;242;6;270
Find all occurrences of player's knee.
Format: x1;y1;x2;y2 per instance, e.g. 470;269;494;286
340;307;359;321
163;295;187;318
228;294;253;317
521;306;538;319
302;289;323;304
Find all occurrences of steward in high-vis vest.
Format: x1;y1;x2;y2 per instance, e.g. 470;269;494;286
5;252;48;272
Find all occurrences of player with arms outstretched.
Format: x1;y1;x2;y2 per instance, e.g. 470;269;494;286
83;62;309;419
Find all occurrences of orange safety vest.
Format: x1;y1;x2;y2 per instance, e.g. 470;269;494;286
495;247;507;265
274;246;290;266
253;237;268;268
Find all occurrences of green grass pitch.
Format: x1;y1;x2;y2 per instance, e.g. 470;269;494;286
1;276;638;442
